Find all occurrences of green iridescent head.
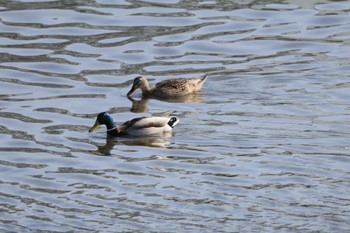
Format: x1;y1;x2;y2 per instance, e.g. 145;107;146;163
89;112;116;132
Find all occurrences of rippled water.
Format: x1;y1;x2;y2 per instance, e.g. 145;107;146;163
1;0;350;232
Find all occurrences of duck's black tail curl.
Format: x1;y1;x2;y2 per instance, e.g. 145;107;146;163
167;117;179;128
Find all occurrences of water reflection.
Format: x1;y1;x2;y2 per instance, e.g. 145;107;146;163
90;133;173;156
1;0;350;232
128;96;149;113
128;92;203;113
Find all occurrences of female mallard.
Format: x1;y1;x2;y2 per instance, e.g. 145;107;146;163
89;112;179;136
127;75;207;98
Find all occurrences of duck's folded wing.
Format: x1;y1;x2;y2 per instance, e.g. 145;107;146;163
119;116;170;132
118;117;145;132
130;117;170;129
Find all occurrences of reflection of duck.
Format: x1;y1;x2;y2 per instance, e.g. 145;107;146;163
128;96;149;113
127;75;207;98
128;92;203;113
88;112;179;137
92;134;172;156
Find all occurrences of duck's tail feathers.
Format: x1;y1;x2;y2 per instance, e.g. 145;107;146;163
195;74;208;91
167;117;179;128
200;74;208;83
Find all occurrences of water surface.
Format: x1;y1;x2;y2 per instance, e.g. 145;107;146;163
1;0;350;232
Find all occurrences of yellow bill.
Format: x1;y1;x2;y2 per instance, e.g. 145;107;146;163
89;121;100;132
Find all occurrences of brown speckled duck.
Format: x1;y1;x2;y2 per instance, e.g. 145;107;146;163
127;75;208;98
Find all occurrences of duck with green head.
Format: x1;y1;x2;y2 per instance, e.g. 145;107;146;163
89;112;179;136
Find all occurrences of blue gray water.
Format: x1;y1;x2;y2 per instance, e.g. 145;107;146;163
1;0;350;232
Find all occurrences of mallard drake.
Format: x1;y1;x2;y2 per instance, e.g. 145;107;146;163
89;112;179;136
127;75;207;98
